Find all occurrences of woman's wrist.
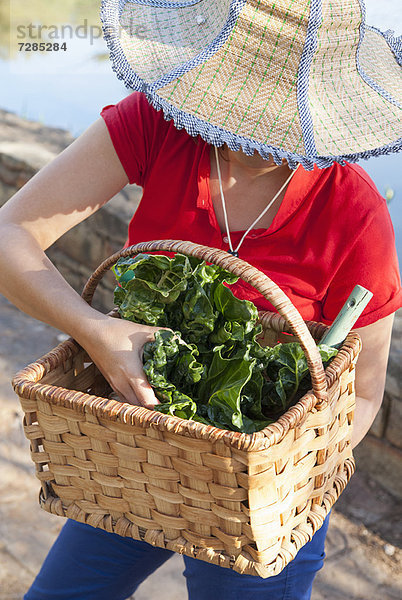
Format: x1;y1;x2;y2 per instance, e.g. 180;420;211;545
67;306;112;347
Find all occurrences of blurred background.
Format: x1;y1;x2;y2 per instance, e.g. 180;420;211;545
0;0;401;263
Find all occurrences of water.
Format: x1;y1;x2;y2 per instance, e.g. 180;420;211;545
1;42;127;135
0;0;401;259
1;0;126;134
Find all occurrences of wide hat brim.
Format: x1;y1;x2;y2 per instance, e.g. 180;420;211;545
101;0;402;170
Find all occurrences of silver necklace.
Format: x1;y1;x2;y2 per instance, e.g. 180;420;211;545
214;146;298;257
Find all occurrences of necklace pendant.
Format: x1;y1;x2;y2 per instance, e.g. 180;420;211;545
228;250;239;257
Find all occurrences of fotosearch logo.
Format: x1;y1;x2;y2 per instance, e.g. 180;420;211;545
16;20;149;46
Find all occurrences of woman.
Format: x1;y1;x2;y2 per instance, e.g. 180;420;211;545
0;1;401;598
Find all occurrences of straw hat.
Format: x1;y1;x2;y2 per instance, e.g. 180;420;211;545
101;0;402;170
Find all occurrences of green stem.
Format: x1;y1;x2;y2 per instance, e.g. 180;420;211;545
157;271;170;288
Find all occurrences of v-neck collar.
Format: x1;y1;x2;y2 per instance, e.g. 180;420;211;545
197;141;323;237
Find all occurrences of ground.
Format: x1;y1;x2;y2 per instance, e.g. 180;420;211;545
0;294;401;600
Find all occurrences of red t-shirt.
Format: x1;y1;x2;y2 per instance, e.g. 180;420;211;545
101;92;402;328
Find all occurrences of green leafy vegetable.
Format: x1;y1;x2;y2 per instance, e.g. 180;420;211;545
113;253;338;433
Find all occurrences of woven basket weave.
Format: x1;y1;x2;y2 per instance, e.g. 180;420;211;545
13;241;360;578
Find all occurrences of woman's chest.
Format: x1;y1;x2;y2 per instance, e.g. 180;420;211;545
208;162;290;234
208;180;288;233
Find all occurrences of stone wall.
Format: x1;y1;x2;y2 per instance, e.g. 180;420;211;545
1;109;401;497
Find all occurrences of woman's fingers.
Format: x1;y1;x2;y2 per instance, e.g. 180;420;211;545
106;365;160;408
130;379;160;408
109;389;140;406
81;316;163;409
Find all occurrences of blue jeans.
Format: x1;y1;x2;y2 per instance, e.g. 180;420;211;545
25;515;330;600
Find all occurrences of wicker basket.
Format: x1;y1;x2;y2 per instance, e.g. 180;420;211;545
13;241;360;578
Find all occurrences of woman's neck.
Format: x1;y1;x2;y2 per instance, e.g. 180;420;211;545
219;145;292;182
209;145;295;233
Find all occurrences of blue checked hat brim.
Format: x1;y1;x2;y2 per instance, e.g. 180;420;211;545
101;0;402;170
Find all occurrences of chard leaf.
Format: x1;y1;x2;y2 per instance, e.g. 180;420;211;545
179;281;217;341
143;330;180;389
273;343;309;406
209;318;249;346
201;346;256;431
317;344;339;362
262;342;338;413
173;349;205;387
238;414;273;434
113;283;167;326
191;261;238;288
114;253;194;325
144;330;204;389
213;284;258;326
156;395;197;420
241;369;265;420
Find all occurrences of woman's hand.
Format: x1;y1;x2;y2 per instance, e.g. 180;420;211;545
76;315;163;408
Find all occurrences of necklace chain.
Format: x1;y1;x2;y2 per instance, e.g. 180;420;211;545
214;146;298;257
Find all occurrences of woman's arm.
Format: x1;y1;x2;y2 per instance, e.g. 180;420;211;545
351;313;394;448
0;118;160;408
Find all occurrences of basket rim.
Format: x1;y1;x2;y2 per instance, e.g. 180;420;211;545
12;314;361;452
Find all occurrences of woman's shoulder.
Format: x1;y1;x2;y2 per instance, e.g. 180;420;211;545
313;160;388;223
102;91;190;143
328;162;384;204
101;91;197;185
110;91;165;122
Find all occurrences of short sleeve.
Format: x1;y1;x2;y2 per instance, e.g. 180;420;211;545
321;199;402;328
101;92;169;186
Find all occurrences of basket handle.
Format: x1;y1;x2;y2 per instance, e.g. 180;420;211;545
81;240;328;406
